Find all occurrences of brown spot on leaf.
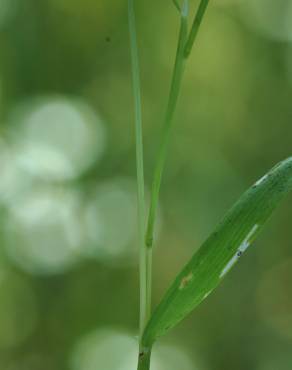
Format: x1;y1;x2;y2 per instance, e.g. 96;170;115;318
179;272;193;290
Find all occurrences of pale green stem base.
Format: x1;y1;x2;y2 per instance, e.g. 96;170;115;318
137;347;152;370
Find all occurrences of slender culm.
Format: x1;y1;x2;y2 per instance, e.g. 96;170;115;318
184;0;210;58
128;0;151;341
129;1;211;369
145;0;210;248
145;0;189;249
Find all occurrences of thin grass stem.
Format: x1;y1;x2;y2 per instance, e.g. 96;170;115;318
129;1;210;368
128;0;151;341
145;0;210;249
184;0;210;58
145;1;189;248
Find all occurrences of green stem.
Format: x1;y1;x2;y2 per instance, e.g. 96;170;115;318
137;348;152;370
145;0;210;249
128;0;151;341
184;0;210;58
145;1;189;248
128;1;210;369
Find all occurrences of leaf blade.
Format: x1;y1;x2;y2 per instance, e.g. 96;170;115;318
142;157;292;347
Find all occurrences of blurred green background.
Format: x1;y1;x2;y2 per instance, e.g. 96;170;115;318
0;0;292;369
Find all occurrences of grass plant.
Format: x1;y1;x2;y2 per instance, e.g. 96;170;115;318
128;1;292;369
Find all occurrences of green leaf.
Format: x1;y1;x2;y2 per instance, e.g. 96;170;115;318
142;157;292;347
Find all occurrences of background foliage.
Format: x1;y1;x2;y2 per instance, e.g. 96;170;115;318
0;0;292;369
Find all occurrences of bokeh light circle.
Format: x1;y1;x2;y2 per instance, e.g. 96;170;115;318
4;188;83;275
9;96;106;181
0;138;34;207
83;179;137;264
